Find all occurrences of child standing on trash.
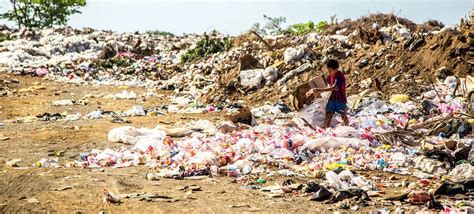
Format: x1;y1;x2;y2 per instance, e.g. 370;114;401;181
306;59;349;128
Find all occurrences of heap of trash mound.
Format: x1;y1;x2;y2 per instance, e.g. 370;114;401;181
203;13;473;108
0;13;472;109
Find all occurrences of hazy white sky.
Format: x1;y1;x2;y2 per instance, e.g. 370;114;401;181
0;0;472;35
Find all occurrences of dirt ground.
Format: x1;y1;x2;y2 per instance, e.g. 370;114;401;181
0;73;427;213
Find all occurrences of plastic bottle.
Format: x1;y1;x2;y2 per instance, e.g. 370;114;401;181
376;158;387;169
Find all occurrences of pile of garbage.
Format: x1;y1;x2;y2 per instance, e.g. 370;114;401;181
62;71;473;211
1;13;473;212
0;14;472;108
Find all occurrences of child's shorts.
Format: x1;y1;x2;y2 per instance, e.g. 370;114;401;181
326;101;347;114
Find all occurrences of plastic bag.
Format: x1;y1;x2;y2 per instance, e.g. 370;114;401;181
190;151;218;166
414;156;449;175
108;126;166;145
325;171;343;190
448;163;474;183
338;169;355;181
124;106;146;117
263;66;278;86
333;126;361;138
284;47;304;62
188;120;219;135
86;110;103;119
301;137;369;151
270;148;294;159
65;113;82;121
298;92;338;128
240;69;264;89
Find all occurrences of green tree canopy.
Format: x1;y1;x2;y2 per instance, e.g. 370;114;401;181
1;0;86;29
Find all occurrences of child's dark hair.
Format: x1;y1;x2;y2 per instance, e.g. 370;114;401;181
326;59;339;69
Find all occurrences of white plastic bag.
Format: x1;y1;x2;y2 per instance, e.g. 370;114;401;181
108;126;166;145
263;66;278;85
284;47;304;62
301;137;369;151
326;171;343;190
124;106;146;117
270;148;294;159
190;151;218;166
298;92;338;128
448;163;474;183
240;69;264;89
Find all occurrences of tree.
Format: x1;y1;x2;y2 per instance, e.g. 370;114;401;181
250;15;286;36
1;0;86;29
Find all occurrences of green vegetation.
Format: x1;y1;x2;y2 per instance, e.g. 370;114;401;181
287;21;328;35
180;36;231;63
145;30;174;37
316;21;329;32
251;14;330;36
287;21;315;35
1;0;86;29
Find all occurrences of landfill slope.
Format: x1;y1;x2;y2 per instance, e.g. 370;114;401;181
203;14;472;106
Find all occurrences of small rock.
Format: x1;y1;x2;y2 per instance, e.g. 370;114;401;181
358;58;369;68
228;204;251;208
27;198;39;204
146;173;160;181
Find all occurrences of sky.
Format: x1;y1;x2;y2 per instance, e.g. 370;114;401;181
0;0;472;35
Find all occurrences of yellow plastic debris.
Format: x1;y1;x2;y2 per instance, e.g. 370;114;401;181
326;163;349;170
389;94;410;104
